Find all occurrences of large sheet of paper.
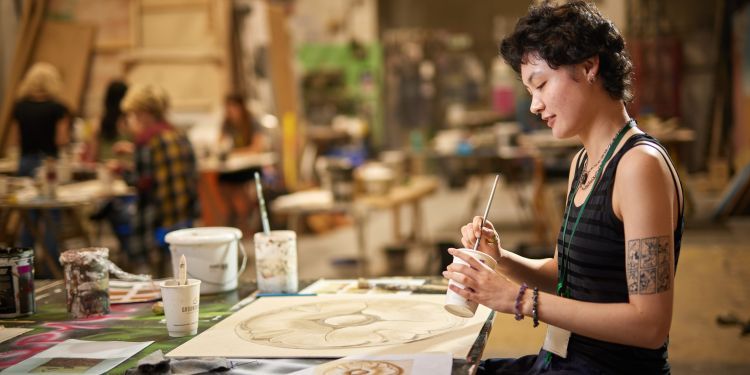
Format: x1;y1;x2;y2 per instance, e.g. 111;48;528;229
168;294;491;359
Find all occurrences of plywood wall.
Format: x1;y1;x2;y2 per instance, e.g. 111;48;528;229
46;0;232;119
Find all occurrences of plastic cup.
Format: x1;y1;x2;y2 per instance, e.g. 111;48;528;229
253;230;298;294
444;248;498;318
160;279;201;337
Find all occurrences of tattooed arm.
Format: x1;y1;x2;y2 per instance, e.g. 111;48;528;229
443;144;679;349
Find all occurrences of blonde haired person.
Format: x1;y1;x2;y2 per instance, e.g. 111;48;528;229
11;62;71;277
121;83;170;119
16;62;64;100
13;62;70;176
116;84;198;271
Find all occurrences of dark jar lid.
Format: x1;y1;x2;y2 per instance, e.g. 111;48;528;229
0;247;34;259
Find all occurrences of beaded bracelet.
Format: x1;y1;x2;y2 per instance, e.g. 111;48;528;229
514;283;528;321
532;287;539;328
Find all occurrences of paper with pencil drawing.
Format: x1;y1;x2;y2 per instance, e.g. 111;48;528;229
167;294;491;358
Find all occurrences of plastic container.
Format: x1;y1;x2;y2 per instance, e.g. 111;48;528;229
165;227;246;295
0;247;35;317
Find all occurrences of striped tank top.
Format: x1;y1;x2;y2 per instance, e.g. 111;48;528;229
556;133;684;374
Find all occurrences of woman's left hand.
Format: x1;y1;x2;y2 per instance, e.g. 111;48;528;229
442;248;519;314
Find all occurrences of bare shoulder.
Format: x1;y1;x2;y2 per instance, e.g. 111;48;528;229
616;144;673;185
612;142;678;221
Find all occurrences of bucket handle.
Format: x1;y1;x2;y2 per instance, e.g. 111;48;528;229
185;238;248;286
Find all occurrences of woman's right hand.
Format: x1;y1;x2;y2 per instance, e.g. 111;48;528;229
460;216;502;262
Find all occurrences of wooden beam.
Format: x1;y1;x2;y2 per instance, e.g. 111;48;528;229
267;1;300;190
0;0;47;154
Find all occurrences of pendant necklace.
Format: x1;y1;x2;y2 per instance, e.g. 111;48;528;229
580;130;619;190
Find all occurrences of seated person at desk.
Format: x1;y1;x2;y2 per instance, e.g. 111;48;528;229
90;80;134;260
95;80;130;161
217;93;266;235
116;84;198;271
442;2;684;374
11;62;70;272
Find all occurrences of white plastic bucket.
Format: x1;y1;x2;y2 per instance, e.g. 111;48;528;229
165;227;246;295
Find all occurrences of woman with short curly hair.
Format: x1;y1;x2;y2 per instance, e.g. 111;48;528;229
443;2;683;373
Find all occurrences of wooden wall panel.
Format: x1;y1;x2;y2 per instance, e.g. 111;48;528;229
126;61;222;111
141;7;216;49
48;0;133;51
125;0;231;114
32;20;96;113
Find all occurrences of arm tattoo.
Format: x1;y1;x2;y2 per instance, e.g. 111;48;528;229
626;236;671;294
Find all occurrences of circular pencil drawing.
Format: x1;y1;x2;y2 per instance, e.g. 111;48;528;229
235;299;465;348
322;360;405;375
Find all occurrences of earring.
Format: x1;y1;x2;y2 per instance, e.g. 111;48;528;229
588;76;596;84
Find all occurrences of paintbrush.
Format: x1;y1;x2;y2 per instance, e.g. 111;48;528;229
254;172;271;235
473;174;500;251
178;254;187;286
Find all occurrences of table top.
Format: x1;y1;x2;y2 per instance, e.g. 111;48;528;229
0;179;133;209
272;175;440;214
0;158;15;175
198;152;276;173
519;126;696;151
0;278;493;374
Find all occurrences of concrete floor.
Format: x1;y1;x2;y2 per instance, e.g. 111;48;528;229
103;174;749;373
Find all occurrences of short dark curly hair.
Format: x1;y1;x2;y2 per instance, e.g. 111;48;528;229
500;1;634;103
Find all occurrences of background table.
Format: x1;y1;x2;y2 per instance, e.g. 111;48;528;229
272;176;440;276
0;179;134;278
196;152;277;227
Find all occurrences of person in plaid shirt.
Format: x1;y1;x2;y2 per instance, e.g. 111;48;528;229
118;84;198;269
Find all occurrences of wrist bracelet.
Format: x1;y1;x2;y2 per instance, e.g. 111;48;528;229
532;287;539;328
514;283;528;321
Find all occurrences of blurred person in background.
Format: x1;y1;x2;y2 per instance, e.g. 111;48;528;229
11;62;70;274
96;80;129;161
89;80;134;263
12;62;70;176
117;84;198;273
217;93;266;235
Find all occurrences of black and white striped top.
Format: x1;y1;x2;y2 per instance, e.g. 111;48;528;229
556;133;684;374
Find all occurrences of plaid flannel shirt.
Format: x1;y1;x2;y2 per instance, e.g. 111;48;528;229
133;123;198;254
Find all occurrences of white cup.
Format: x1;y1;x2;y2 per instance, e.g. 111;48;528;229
444;248;498;318
160;279;201;337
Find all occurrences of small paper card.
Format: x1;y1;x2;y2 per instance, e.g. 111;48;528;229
290;352;452;375
109;280;161;304
1;339;153;374
0;327;32;345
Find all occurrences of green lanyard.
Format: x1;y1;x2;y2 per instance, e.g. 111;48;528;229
556;120;634;297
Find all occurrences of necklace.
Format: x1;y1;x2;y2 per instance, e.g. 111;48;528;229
579;126;625;190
